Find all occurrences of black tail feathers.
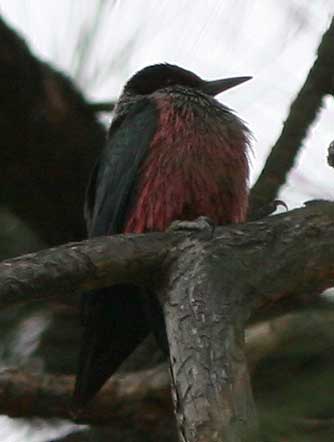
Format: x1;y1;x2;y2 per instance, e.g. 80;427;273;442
73;286;151;407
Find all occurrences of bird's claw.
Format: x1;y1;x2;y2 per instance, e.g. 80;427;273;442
249;199;288;220
167;216;215;239
273;199;289;212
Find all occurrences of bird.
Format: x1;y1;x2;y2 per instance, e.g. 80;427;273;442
73;63;251;407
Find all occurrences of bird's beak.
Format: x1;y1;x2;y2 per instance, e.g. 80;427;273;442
200;76;252;96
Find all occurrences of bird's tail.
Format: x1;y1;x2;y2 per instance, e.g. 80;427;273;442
73;285;150;407
144;290;170;356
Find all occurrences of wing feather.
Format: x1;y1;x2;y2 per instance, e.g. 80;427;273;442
74;98;160;406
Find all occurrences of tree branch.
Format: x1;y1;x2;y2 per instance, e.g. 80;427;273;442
0;366;173;429
249;17;334;215
1;201;334;310
0;309;332;435
162;232;258;441
2;202;334;440
0;202;333;439
247;309;334;371
0;231;178;307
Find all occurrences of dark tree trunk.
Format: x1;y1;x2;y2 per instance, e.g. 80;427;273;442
0;16;106;245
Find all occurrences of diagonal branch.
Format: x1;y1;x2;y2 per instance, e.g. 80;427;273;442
249;17;334;215
0;366;173;429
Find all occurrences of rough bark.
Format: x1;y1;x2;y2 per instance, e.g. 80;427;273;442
249;17;334;215
0;231;175;307
163;236;257;441
1;202;334;440
1;201;333;310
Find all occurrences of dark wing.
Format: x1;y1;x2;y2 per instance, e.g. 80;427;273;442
85;98;158;236
74;285;151;406
74;99;159;407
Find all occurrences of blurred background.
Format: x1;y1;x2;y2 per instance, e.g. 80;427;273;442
0;1;333;441
3;0;334;205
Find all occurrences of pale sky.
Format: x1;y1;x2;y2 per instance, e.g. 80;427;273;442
1;0;334;210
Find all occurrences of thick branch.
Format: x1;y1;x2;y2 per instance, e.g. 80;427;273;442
0;366;173;429
0;310;332;431
163;236;257;441
1;201;334;310
246;309;334;371
249;17;334;215
0;307;331;442
1;202;334;440
1;202;333;441
0;232;177;307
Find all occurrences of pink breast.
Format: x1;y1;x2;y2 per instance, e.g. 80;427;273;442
124;98;249;234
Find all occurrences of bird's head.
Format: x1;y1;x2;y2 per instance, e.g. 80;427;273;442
124;63;251;97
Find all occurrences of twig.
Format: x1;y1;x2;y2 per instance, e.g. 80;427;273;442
249;17;334;215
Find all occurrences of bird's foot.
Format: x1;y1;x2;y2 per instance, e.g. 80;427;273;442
249;199;288;220
270;199;288;214
167;216;215;239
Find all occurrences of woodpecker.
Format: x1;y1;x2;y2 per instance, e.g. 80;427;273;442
74;63;251;406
